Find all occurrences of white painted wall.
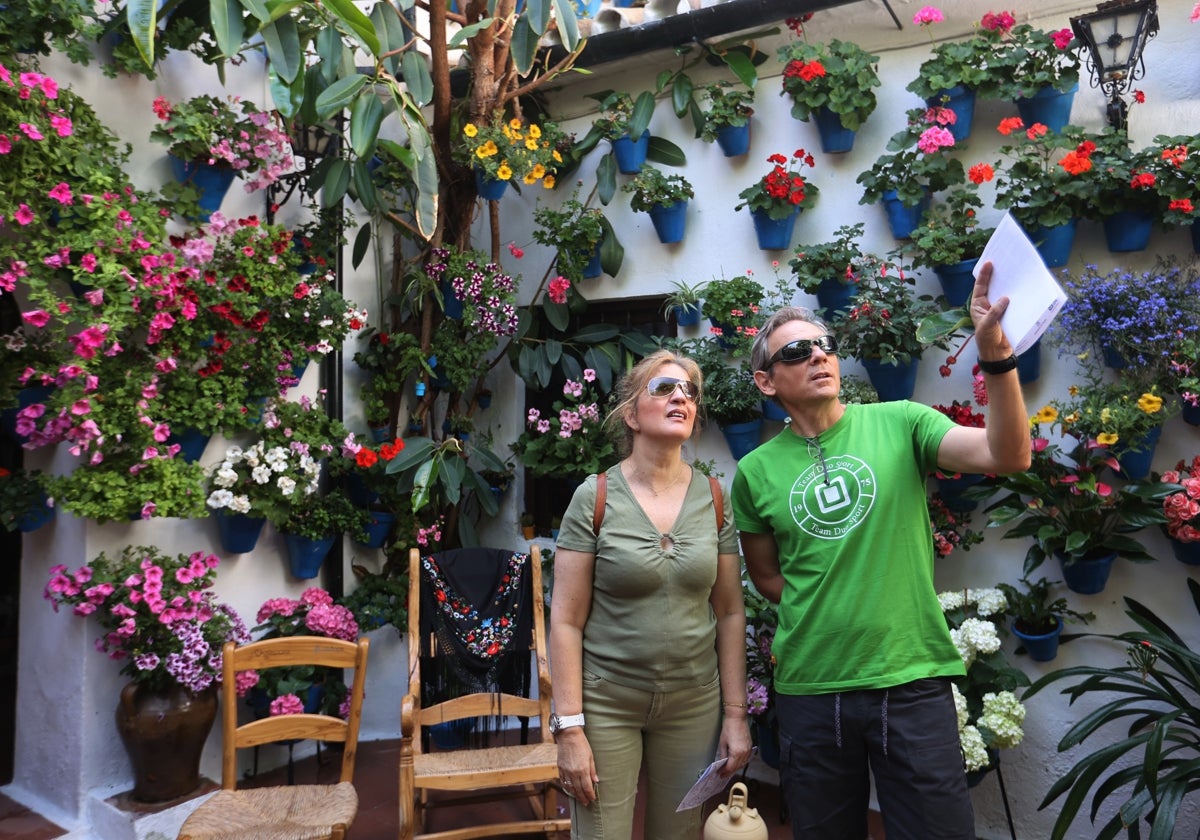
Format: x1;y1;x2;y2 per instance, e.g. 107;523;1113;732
7;2;1200;837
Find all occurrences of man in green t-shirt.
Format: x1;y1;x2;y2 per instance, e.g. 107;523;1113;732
731;263;1030;840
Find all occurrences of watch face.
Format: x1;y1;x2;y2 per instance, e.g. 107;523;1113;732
550;714;562;734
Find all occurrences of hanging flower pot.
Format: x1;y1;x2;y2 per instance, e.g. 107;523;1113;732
936;472;985;513
860;357;919;402
761;400;789;422
285;533;336;579
720;419;764;461
1012;617;1063;662
933;258;980;308
17;493;56;533
0;384;55;445
1014;84;1078;134
1057;550;1117;596
1115;424;1162;480
1102;210;1154;253
1170;537;1200;566
674;303;702;327
750;208;801;251
215;510;267;555
812;106;857;154
647;200;688;244
715;122;751;158
926;85;975;143
355;511;396;549
611;130;650;174
473;167;508;201
166;427;210;464
168;155;237;221
880;189;929;240
1017;338;1042;385
581;245;603;279
1025;218;1077;268
813;277;856;322
1182;397;1200;427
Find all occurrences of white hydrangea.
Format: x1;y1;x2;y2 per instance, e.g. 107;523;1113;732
970;588;1008;618
980;691;1026;749
960;724;991;772
960;617;1002;655
951;683;968;729
949;626;975;668
938;590;966;612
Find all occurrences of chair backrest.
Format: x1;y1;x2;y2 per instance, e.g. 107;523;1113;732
405;545;551;753
219;635;370;789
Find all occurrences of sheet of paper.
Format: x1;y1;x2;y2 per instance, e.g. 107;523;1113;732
676;757;730;811
973;212;1068;356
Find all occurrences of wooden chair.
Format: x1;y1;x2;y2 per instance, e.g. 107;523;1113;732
178;635;370;840
399;545;569;840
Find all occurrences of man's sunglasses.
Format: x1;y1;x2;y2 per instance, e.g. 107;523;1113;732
763;335;839;369
646;376;700;401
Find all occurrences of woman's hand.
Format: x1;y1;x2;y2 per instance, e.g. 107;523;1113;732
717;715;753;777
556;728;599;806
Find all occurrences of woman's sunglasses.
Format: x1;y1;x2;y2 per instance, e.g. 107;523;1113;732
646;376;700;401
763;335;839;369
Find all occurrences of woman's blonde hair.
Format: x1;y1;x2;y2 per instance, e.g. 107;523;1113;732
604;350;703;457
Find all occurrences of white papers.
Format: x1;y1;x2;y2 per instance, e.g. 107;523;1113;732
973;212;1068;356
676;757;730;811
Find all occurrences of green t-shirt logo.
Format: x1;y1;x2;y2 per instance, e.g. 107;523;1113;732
789;454;875;539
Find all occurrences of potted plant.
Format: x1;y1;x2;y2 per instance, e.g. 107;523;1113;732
937;586;1030;776
532;191;616;281
44;545;251;802
736;150;820;250
1160;455;1200;564
511;369;617;483
1076;130;1170;251
621;166;694;244
247;587;360;717
0;0;95;58
927;495;984;559
1048;260;1200;394
776;39;881;152
930;380;988;510
341;567;409;633
520;512;536;540
457;112;565;198
906;12;1007;132
699;358;763;460
788;222;868;319
0;466;53;533
982;14;1082;109
856;107;965;237
908;180;997;306
1023;581;1200;839
661;279;707;327
700;274;766;355
583;89;658;173
1150;133;1200;236
981;401;1174;593
997;575;1094;661
699;81;755;157
353;329;425;432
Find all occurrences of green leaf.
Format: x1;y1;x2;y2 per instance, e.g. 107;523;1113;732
409;118;439;241
596;152;617;206
545;339;563;365
583;348;613;390
322;159;352;206
573;323;620;343
260;17;302;85
544;299;569;331
387;437;435;472
316;74;369;121
401;51;433;107
323;0;381;53
352;159;379;213
646;136;686;167
371;2;406;75
349;94;384;159
450;18;498;47
440;455;466;504
411;459;436;512
671;73;694;118
629;91;656;138
126;0;158;69
724;49;759;88
211;0;245;60
550;0;580;51
916;308;972;344
511;16;538;75
314;26;343;87
598;217;623;276
524;0;550;32
352;223;372;269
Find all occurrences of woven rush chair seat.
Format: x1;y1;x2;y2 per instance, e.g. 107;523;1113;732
413;741;560;789
177;636;369;840
178;782;358;839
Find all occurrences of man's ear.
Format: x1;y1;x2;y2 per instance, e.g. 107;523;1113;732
752;369;775;397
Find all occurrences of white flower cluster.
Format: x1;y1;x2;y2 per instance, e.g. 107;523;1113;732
205;441;320;514
937;587;1007;617
949;617;1001;668
953;684;993;772
980;690;1025;749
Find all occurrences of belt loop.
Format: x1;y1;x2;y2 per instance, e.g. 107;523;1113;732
834;693;843;749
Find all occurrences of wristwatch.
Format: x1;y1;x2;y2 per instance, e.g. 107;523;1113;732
549;713;586;735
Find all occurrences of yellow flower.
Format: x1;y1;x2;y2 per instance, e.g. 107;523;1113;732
1068;385;1079;396
1137;393;1164;414
542;175;556;189
1097;432;1119;446
523;171;538;184
1032;405;1058;425
497;163;513;180
1064;411;1080;424
509;118;522;130
476;140;498;158
552;150;563;163
1100;407;1112;424
525;138;538;151
531;163;546;179
464;123;478;138
529;124;542;139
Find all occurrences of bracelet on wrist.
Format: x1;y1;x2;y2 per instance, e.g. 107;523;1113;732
722;701;748;708
977;354;1018;375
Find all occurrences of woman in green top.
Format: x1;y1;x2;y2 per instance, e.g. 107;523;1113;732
550;350;752;839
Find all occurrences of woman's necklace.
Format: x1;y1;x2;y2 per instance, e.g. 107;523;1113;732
636;464;685;496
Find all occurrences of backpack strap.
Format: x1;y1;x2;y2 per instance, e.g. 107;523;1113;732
592;471;607;537
592;470;724;536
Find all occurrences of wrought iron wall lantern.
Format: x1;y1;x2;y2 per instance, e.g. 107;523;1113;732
1070;0;1159;130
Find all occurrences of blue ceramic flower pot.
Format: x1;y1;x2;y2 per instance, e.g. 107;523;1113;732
861;358;919;402
750;207;800;251
1116;425;1162;480
1025;218;1077;268
715;122;751;158
285;533;335;579
721;419;764;461
1058;551;1116;596
813;277;856;322
1183;398;1200;427
473;168;507;201
168;155;237;221
812;106;856;154
612;131;650;174
1018;338;1042;385
761;400;789;422
1103;210;1154;253
17;495;55;533
355;511;396;549
216;511;267;555
880;189;929;240
936;472;985;512
648;200;688;244
674;304;701;327
933;258;980;308
926;85;975;143
1170;537;1200;566
1012;617;1062;662
167;427;210;464
1014;84;1078;134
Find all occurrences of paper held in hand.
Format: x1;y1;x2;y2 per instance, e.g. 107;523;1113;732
972;212;1067;356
